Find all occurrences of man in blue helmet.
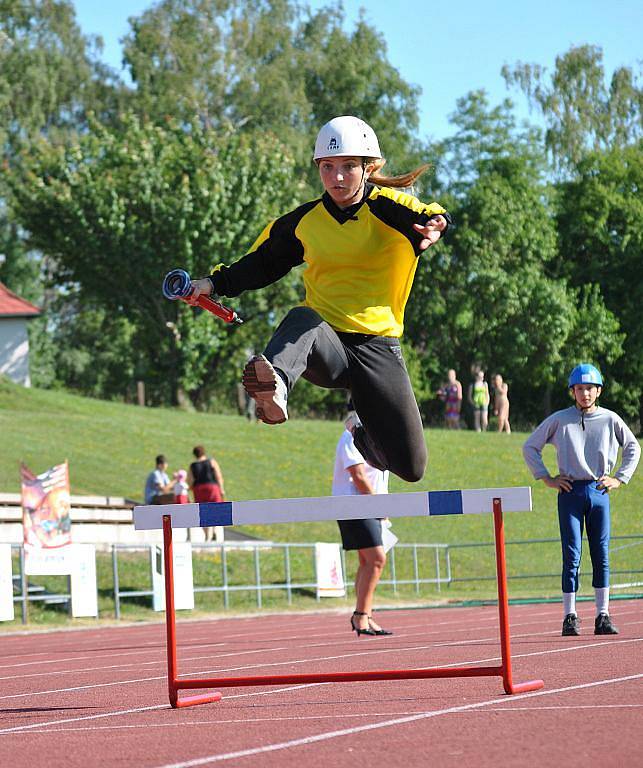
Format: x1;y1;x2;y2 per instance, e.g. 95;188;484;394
523;364;640;636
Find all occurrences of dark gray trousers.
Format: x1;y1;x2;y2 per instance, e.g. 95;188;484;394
264;306;427;482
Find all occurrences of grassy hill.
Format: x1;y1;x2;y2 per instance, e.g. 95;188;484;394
1;377;641;625
1;376;641;551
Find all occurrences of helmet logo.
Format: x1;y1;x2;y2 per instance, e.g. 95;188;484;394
327;137;338;151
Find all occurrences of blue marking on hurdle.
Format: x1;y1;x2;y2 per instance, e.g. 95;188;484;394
199;502;233;527
427;490;463;516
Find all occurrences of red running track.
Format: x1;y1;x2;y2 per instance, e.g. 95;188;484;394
0;600;641;768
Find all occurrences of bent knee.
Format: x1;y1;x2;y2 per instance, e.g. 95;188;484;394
396;452;427;483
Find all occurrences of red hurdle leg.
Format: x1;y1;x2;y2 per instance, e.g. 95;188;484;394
162;515;222;708
492;498;544;694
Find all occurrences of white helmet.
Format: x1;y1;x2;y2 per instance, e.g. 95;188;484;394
313;116;382;160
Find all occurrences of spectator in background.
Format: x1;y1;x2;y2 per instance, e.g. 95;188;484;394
144;455;175;504
333;410;393;637
188;445;226;542
468;370;490;432
492;373;511;433
173;470;189;503
523;363;640;637
437;369;462;429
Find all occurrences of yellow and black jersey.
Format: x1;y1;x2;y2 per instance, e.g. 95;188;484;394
209;183;451;337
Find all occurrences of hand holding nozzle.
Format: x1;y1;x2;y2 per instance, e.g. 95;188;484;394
162;269;243;324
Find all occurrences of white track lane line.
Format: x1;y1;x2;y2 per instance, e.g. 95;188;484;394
3;598;639;651
0;684;322;735
6;607;641;682
0;624;557;683
2;602;638;669
1;634;641;703
9;702;643;735
150;673;643;768
0;605;555;657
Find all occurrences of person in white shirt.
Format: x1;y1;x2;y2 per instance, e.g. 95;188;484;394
333;412;392;637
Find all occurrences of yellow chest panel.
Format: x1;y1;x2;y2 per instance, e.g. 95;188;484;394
294;202;419;336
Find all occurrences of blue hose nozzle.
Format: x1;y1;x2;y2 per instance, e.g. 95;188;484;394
162;269;192;301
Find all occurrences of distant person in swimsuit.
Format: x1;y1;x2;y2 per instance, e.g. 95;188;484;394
437;369;462;429
492;374;511;433
468;370;490;432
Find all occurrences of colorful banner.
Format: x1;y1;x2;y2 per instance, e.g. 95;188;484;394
21;462;72;575
21;462;72;549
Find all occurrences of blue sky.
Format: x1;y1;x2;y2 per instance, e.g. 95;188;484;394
73;0;642;141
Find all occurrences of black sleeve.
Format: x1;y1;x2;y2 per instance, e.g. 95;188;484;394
368;196;453;257
209;201;319;298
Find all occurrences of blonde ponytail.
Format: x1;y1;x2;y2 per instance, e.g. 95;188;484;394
367;158;432;189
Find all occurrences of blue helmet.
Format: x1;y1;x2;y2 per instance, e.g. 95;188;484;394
568;364;603;388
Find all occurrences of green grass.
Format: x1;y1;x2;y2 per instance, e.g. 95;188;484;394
1;377;641;628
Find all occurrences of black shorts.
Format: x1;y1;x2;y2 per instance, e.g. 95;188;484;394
337;518;383;551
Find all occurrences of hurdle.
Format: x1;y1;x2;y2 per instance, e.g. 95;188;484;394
134;488;544;708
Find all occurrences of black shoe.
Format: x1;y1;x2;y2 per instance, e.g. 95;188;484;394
368;616;393;636
562;613;581;636
594;613;619;635
350;611;377;637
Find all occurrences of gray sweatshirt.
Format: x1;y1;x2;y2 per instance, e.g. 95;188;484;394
523;406;641;484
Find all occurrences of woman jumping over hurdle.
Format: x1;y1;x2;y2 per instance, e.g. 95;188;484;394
189;116;451;482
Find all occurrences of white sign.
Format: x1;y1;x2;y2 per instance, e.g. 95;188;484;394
381;519;398;553
24;545;74;575
70;544;98;617
0;544;14;622
315;543;346;598
152;542;194;611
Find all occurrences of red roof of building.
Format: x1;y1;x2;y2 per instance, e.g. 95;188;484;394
0;281;41;317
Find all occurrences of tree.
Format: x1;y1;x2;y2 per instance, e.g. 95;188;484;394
0;0;126;381
406;91;623;424
502;44;641;426
502;44;642;172
5;113;301;405
556;144;643;425
121;0;427;189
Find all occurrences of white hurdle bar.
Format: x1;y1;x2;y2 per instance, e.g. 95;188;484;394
133;486;532;530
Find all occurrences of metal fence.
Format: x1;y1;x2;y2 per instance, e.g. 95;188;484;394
9;535;643;623
111;541;451;619
10;543;72;624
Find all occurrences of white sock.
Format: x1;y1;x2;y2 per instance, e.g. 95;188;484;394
563;592;576;617
595;587;610;616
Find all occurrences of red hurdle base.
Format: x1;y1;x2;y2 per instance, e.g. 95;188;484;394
161;498;544;708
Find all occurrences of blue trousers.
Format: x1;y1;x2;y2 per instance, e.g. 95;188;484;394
557;480;610;593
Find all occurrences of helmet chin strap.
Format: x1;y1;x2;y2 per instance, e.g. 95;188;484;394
346;160;369;202
574;395;597;431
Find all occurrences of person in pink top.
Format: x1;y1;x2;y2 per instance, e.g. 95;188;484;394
437;369;462;429
173;470;190;504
